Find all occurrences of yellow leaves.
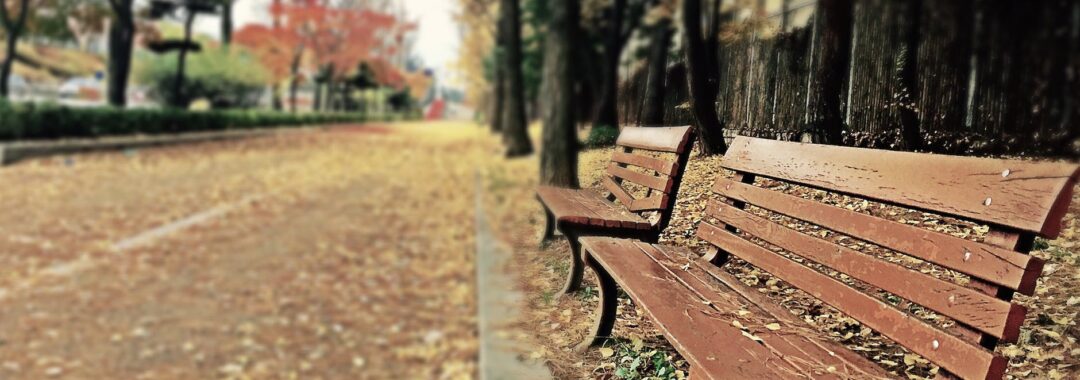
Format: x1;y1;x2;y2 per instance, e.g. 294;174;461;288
764;323;781;331
599;347;615;358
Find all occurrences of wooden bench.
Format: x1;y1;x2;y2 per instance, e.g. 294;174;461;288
536;126;695;294
577;136;1079;379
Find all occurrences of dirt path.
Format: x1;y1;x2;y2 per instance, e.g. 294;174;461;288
0;123;484;379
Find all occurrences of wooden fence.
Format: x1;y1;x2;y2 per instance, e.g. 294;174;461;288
619;0;1079;157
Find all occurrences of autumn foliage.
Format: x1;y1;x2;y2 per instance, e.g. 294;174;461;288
234;0;415;89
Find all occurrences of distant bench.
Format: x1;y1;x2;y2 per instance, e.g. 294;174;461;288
577;136;1079;379
536;126;694;294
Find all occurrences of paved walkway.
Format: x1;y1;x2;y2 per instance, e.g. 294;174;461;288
0;123;491;379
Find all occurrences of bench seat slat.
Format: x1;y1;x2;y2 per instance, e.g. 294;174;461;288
696;223;1007;380
706;200;1026;342
615;126;694;153
581;237;865;380
634;241;893;380
606;164;672;193
535;187;650;230
712;177;1043;295
722;137;1080;238
612;151;679;176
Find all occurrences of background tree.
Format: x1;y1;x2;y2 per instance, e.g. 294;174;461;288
539;0;580;186
808;0;853;144
220;0;232;46
681;0;727;154
499;0;533;156
107;0;136;107
897;0;922;150
639;1;674;126
591;0;647;130
0;0;31;98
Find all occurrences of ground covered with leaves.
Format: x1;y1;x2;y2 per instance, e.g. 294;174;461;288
482;133;1080;380
0;122;483;379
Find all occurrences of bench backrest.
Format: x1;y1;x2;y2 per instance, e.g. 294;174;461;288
602;126;695;231
699;136;1079;380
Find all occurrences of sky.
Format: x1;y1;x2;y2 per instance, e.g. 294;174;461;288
192;0;461;80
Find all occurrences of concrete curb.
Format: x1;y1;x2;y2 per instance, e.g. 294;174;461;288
0;126;322;166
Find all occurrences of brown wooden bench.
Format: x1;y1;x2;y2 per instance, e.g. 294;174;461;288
536;126;695;294
577;136;1079;379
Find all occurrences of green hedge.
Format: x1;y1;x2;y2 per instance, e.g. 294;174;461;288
0;102;413;141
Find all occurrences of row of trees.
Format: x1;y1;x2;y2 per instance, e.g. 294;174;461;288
0;0;417;112
461;0;862;186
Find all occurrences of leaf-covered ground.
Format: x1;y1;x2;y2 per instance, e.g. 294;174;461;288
482;134;1080;380
0;122;483;379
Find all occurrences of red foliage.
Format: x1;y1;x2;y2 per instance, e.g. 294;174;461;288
235;0;415;86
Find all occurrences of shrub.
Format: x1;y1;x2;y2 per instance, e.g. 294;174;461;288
0;100;402;142
136;46;270;109
585;125;620;148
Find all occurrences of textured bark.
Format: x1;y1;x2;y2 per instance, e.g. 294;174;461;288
592;0;626;129
641;18;673;126
107;0;135;107
810;0;853;144
539;0;580;187
0;0;29;98
499;0;534;157
681;0;727;155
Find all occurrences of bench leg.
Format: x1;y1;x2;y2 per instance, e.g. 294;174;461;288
539;208;556;246
575;252;617;352
560;235;585;295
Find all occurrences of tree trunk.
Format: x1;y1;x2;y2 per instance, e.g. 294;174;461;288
107;1;135;107
0;0;29;98
641;17;673;126
490;11;507;132
313;81;322;111
897;0;922;150
539;0;580;187
499;0;534;157
681;0;728;155
221;0;233;46
288;46;303;113
810;0;853;144
781;0;792;31
172;11;197;108
592;0;626;129
271;84;283;111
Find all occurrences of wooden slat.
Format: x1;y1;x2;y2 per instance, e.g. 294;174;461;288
696;223;1007;380
722;137;1080;238
568;189;651;230
536;187;650;230
612;151;679;177
615;126;694;153
607;163;672;193
629;194;668;212
713;177;1044;295
601;175;634;206
636;242;892;379
706;200;1026;342
581;238;812;379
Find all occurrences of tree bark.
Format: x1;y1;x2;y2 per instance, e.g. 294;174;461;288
271;84;283;110
592;0;627;129
810;0;853;144
0;0;29;98
897;0;922;150
288;45;303;113
107;0;135;107
221;0;233;46
171;10;198;108
641;17;673;126
681;0;727;155
490;10;507;132
499;0;534;157
539;0;580;187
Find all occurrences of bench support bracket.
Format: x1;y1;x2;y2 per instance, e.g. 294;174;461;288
575;251;618;352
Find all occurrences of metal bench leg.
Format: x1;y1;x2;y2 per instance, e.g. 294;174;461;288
575;252;617;352
539;208;556;246
560;235;584;294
